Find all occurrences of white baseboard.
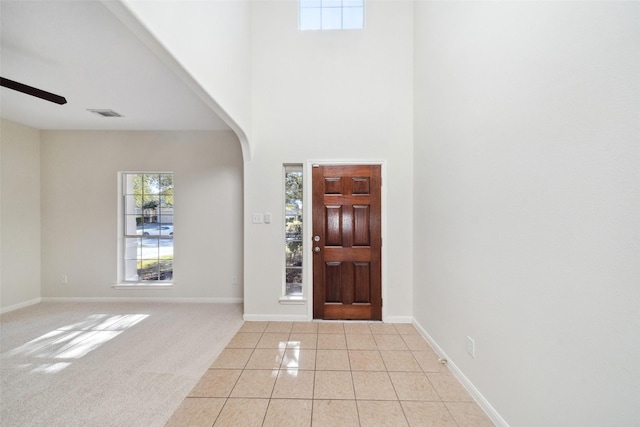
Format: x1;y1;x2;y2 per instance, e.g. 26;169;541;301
242;314;416;323
385;315;413;323
243;314;309;322
0;298;42;314
412;319;509;427
41;297;243;304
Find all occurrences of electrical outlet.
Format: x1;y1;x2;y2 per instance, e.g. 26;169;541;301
232;276;238;285
61;275;68;285
466;336;475;358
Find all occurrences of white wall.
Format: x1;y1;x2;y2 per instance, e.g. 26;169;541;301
115;0;252;158
413;2;640;426
0;119;42;311
245;0;414;320
40;130;244;300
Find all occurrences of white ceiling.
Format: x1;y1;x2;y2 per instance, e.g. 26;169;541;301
0;0;230;131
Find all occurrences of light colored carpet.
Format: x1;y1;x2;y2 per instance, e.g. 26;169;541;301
0;301;244;426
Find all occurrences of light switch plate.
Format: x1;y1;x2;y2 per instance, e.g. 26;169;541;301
252;213;264;224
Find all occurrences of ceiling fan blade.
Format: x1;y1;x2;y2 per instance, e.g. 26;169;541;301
0;77;67;105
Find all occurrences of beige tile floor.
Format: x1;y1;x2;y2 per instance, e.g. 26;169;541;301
165;322;495;427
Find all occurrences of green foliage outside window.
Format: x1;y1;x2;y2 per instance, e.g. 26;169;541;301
285;166;303;296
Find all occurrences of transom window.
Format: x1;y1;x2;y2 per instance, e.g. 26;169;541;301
299;0;364;31
284;165;303;296
122;173;174;282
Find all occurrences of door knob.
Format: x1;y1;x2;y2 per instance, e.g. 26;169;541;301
314;246;321;253
314;236;320;242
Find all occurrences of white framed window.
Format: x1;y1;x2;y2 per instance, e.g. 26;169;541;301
299;0;364;31
284;165;303;296
122;173;174;282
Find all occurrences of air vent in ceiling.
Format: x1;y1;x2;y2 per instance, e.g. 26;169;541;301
87;109;123;118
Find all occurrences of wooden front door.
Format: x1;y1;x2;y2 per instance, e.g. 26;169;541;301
312;164;382;320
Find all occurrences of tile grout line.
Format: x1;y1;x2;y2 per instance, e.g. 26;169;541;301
218;325;266;426
171;321;492;426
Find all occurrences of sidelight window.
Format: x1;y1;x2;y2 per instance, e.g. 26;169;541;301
122;173;174;282
284;165;303;296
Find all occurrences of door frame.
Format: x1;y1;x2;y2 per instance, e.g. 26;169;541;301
305;160;387;322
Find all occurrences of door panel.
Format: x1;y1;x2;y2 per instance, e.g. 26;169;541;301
353;206;371;245
325;206;343;245
354;262;371;303
313;164;382;320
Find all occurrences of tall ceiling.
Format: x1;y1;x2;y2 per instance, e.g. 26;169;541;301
0;0;230;131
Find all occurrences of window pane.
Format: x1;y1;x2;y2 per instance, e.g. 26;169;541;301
136;239;173;281
301;0;321;8
300;0;364;31
141;195;160;211
342;6;363;29
156;225;174;236
139;254;173;281
143;174;160;194
159;196;172;209
124;237;140;281
158;174;173;193
125;174;141;195
286;240;303;267
124;237;140;260
286;228;302;237
124;194;141;210
138;223;150;236
322;7;342;30
124;214;141;236
322;0;342;8
140;238;160;260
300;7;322;30
138;260;157;281
158;256;173;281
124;259;139;281
286;223;302;240
139;223;167;236
158;217;173;229
286;268;303;282
286;268;303;296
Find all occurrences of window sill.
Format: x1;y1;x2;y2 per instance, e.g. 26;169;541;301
113;283;174;290
279;296;306;305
